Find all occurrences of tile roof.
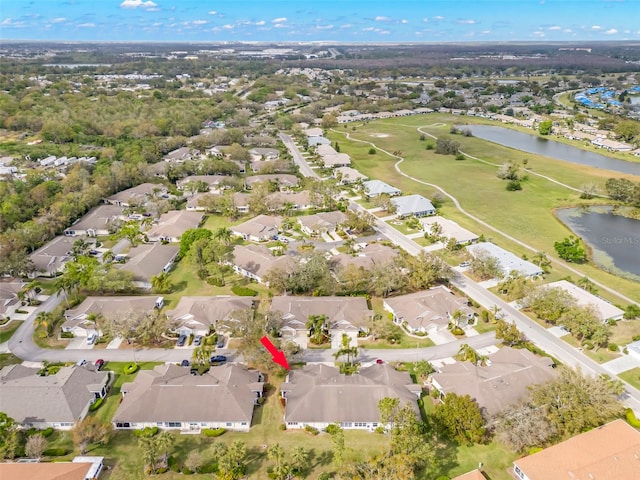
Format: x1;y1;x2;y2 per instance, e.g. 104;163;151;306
115;243;179;282
270;296;372;331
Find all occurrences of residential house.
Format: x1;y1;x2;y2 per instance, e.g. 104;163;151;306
0;279;24;321
115;243;179;289
543;280;624;322
185;192;210;211
163;147;198;163
362;180;401;198
245;174;299;190
29;236;76;277
512;419;640;480
429;347;556;418
0;457;104;480
270;296;373;348
266;191;314;212
384;286;473;334
113;364;264;432
176;175;228;193
105;183;167;208
166;296;254;337
64;205;125;237
146;210;204;242
231;244;295;284
232;215;282;242
298;211;347;236
332;243;399;271
391;194;437;218
0;365;109;430
321;153;351;168
281;364;421;431
452;470;487;480
334;167;368;185
308;136;331;146
62;296;159;337
304;127;324;138
249;148;280;160
420;216;479;245
467;242;543;278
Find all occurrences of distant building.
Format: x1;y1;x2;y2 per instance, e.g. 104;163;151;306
166;296;254;337
420;216;479;245
115;243;179;289
29;236;75;277
146;211;204;243
391;194;437;218
0;456;104;480
543;280;624;322
362;179;401;198
232;214;282;242
467;242;543;278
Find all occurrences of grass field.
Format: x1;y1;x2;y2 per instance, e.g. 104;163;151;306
327;114;640;304
0;353;21;369
619;367;640;391
0;320;22;343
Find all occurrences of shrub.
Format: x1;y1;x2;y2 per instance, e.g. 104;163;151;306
455;153;465;161
197;464;218;474
182;467;194;475
156;467;169;474
134;426;159;437
41;427;54;437
528;447;544;455
583;342;594;350
43;448;68;457
374;426;385;434
202;428;226;437
436;477;451;480
324;423;341;435
124;363;138;374
231;285;258;296
506;180;523;191
451;326;465;336
168;456;180;473
60;332;74;338
89;398;104;411
626;408;640;428
279;423;287;431
425;143;434;150
304;425;319;435
368;148;376;155
607;343;619;352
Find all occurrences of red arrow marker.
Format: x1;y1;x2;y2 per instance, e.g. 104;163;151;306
260;336;290;370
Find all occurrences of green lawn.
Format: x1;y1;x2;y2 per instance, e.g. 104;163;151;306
327;114;640;304
561;334;621;364
360;335;435;350
619;367;640;391
0;353;21;369
0;321;22;343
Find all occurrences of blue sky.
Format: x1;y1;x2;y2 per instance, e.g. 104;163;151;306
1;0;639;42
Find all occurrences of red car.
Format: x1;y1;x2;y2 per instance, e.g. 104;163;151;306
376;359;384;365
95;359;105;370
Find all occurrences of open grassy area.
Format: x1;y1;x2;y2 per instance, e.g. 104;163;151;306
609;320;640;347
0;353;21;369
561;334;621;364
619;367;640;391
0;320;22;343
327;114;640;304
360;335;436;350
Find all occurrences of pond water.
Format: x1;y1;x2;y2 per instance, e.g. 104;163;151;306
555;206;640;281
465;124;640;176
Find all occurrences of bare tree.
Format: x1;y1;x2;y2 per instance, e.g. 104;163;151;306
25;434;48;459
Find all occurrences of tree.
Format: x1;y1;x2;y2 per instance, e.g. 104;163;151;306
72;417;113;455
605;178;636;204
150;271;172;294
538;120;553;135
184;450;202;473
34;311;55;337
525;286;575;324
435;137;460;155
469;251;503;280
155;431;174;469
213;440;247;480
412;360;435;382
306;314;329;345
456;344;484;365
267;443;285;471
496;401;556;452
577;276;598;295
329;424;346;466
613;119;640;142
434;393;486;445
532;251;551;273
290;446;309;474
179;227;212;259
138;435;161;474
192;344;214;366
25;433;48;459
495;319;525;346
213;227;233;245
0;412;19;460
333;333;359;373
554;236;587;263
345;210;375;235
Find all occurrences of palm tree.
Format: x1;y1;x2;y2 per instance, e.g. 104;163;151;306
306;315;328;345
333;334;359;368
150;272;172;294
290;446;309;473
155;431;174;468
577;276;598;295
532;251;551;273
34;312;54;337
267;443;285;471
86;313;104;340
451;309;466;327
457;344;479;365
192;344;213;366
214;227;233;245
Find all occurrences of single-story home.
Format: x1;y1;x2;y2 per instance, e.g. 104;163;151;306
0;456;104;480
64;205;125;237
304;127;324;138
249;148;280;160
543;280;624;322
0;365;109;430
245;174;299;190
420;216;479;245
166;296;254;337
28;236;76;277
391;194;436;218
115;243;179;289
321;153;351;168
231;215;282;242
163;147;199;163
146;211;204;243
266;191;315;212
176;175;228;193
334;167;368;185
362;180;401;198
298;211;347;236
467;242;543;279
270;296;373;348
104;183;167;208
281;364;421;431
113;364;264;432
63;296;160;336
512;419;640;480
429;347;556;418
230;244;295;284
332;243;399;271
0;279;24;321
384;286;474;334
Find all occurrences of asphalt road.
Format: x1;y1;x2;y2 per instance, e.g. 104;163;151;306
279;133;320;179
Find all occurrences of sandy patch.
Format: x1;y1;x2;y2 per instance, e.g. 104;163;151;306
370;133;390;138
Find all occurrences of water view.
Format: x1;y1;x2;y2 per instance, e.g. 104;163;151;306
465;125;640;176
556;206;640;281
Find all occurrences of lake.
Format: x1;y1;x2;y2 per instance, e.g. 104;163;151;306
465;125;640;176
555;206;640;281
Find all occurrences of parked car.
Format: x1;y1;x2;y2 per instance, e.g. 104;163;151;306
193;335;203;347
177;335;187;347
459;261;471;268
180;359;190;367
94;359;104;371
86;334;97;345
209;355;227;364
376;359;384;365
216;335;225;348
76;359;87;367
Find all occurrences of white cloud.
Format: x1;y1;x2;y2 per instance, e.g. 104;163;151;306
274;23;286;28
375;16;390;21
340;23;352;29
422;18;429;23
548;25;562;30
1;18;12;25
362;27;375;31
377;29;391;34
272;17;287;23
592;25;602;30
256;20;266;26
120;0;157;9
77;23;96;28
208;11;217;15
52;17;67;23
317;24;334;30
532;30;545;37
433;16;445;21
564;28;573;33
480;30;491;35
192;20;208;25
222;24;234;29
604;28;618;34
457;19;477;25
401;19;408;24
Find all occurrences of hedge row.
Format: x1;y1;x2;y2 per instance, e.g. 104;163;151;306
89;398;104;411
202;427;226;437
231;285;258;297
43;448;68;457
134;426;159;437
626;408;640;428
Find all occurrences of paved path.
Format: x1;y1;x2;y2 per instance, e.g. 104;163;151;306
279;133;320;179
